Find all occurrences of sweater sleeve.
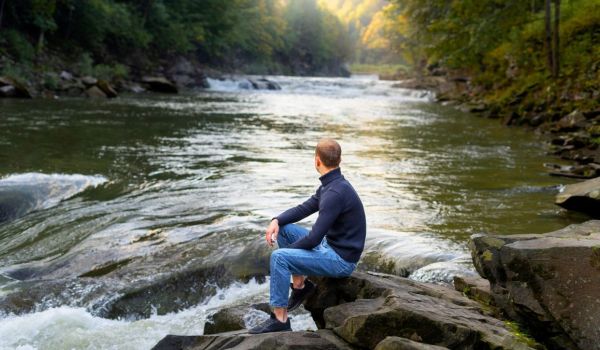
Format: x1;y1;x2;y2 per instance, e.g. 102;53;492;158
275;188;320;226
288;190;342;250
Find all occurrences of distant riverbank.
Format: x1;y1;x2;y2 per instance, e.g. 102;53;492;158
392;72;600;181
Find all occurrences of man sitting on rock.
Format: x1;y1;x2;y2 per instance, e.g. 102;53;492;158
249;138;367;334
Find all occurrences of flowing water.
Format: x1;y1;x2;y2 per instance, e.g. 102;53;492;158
0;75;586;349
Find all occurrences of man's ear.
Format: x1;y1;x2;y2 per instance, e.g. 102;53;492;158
315;155;321;167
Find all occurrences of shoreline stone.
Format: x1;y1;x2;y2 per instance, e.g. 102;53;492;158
470;220;600;350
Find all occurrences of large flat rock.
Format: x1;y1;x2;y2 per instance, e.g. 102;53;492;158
470;220;600;350
304;271;536;350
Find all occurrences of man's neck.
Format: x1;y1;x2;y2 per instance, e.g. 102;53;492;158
318;166;338;176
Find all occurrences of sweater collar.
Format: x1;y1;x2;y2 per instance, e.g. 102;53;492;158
319;167;342;186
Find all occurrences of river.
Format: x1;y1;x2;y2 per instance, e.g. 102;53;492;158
0;75;584;349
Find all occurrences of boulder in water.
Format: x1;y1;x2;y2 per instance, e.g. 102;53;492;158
203;303;270;335
166;57;209;89
0;76;33;98
85;86;107;98
97;79;118;98
470;220;600;350
81;76;98;87
141;76;178;93
555;176;600;217
248;78;281;90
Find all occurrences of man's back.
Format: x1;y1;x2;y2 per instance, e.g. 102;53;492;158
279;167;366;263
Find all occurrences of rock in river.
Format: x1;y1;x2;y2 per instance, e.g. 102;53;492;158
470;220;600;350
248;78;281;90
0;76;33;98
152;271;537;350
85;86;107;98
555;176;600;217
141;76;179;93
203;303;270;335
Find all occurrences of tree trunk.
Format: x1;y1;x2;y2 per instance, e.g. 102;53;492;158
37;30;45;53
552;0;560;77
544;0;553;75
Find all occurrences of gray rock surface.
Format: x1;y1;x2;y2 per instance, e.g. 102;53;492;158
470;220;600;350
555;176;600;217
203;304;270;335
151;331;341;350
453;275;494;306
304;272;535;350
374;336;450;350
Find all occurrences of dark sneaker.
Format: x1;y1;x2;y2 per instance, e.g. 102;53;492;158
287;280;316;312
247;312;291;334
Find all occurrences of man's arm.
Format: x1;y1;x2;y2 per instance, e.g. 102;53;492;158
288;190;342;250
275;188;320;226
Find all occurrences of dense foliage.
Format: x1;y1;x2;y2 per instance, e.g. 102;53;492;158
0;0;352;76
385;0;599;111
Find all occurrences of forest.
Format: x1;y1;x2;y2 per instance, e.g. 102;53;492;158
0;0;353;79
0;0;598;115
385;0;599;112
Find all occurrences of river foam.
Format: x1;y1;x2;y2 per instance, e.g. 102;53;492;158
206;75;434;101
0;277;315;350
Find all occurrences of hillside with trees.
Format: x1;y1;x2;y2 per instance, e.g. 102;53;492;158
386;0;599;118
0;0;352;82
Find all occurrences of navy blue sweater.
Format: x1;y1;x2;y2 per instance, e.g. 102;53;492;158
275;168;366;263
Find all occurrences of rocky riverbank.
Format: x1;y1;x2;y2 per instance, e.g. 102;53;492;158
152;271;540;350
153;220;600;350
0;56;285;100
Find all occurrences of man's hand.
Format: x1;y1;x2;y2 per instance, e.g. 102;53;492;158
266;219;279;247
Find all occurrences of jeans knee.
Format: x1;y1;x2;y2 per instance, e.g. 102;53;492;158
270;249;284;265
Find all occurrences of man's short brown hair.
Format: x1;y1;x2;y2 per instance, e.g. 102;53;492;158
316;138;341;168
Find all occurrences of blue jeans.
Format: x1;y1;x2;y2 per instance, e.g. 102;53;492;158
270;224;357;307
